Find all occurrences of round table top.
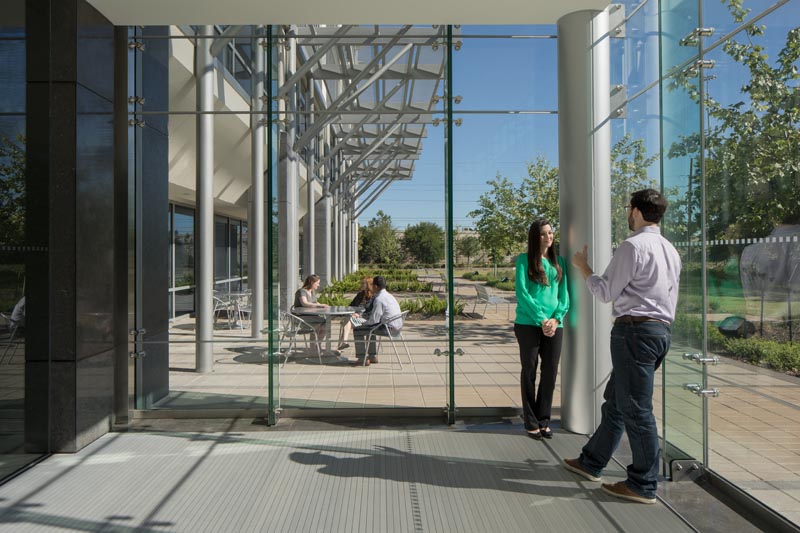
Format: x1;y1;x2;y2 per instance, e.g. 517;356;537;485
292;305;363;316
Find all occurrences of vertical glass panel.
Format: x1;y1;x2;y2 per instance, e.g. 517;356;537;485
452;112;559;410
703;4;800;522
0;1;40;480
272;26;449;411
611;0;661;95
660;0;701;73
660;0;705;465
134;25;272;411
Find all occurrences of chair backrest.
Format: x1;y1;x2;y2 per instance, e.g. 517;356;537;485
381;310;406;331
289;312;316;334
475;285;489;301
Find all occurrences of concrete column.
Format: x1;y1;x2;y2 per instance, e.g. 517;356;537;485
195;25;214;373
557;9;614;435
278;28;300;309
249;28;265;339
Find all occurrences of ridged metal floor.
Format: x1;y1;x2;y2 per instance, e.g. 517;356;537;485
0;425;693;532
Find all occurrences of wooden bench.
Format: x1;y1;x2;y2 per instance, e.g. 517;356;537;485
473;284;514;319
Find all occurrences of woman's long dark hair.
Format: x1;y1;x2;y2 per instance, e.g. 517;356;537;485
527;219;562;285
302;274;320;290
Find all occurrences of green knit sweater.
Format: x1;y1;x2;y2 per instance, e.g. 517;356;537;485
514;253;570;327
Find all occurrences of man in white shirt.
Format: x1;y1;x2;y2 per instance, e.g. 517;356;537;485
352;276;402;366
564;189;681;504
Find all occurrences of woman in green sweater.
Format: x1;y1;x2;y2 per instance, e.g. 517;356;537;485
514;219;569;440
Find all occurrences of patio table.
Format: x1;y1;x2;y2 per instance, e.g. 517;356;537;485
292;305;363;363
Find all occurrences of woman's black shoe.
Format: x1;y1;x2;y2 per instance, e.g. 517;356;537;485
540;427;553;439
527;430;543;440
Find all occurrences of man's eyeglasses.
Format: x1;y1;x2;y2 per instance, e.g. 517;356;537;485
624;205;634;212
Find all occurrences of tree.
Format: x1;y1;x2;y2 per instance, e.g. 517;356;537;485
467;156;560;263
610;134;659;245
456;235;481;266
358;210;402;265
0;134;25;246
519;156;560;232
668;5;800;242
467;175;521;264
402;221;444;264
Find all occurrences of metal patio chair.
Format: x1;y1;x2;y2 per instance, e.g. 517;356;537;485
364;310;411;369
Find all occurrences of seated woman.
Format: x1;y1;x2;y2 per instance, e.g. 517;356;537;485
337;276;374;351
293;274;329;352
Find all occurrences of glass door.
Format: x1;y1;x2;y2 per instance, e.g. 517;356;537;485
659;0;707;472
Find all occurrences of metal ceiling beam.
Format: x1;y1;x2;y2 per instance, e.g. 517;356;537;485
209;25;245;57
277;24;353;97
293;25;413;150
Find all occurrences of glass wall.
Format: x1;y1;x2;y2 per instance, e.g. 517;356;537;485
616;0;800;524
0;1;42;479
700;1;800;523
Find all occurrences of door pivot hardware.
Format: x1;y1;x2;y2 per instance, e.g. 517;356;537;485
129;328;147;336
433;348;465;357
129;350;146;359
683;383;719;397
682;352;719;365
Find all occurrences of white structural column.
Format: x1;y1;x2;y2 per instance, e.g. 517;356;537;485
278;28;300;309
304;91;316;280
314;128;332;286
249;28;265;339
557;9;614;435
195;25;215;372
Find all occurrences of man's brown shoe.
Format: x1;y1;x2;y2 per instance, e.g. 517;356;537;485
367;356;378;364
601;482;656;504
563;458;601;482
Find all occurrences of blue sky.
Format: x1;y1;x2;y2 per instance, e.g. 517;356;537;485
359;25;560;230
358;6;800;231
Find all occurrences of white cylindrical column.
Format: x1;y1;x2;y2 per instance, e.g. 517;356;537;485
557;9;614;435
195;25;215;373
249;28;265;339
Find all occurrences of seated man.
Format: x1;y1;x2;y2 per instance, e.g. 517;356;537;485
352;276;402;366
11;296;25;328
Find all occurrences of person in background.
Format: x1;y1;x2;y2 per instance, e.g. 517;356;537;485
337;276;374;351
564;188;681;505
293;274;329;351
352;276;402;366
514;219;569;440
11;296;25;328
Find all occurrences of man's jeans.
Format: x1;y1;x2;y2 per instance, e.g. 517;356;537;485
578;321;670;498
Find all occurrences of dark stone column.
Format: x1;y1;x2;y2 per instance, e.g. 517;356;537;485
25;0;116;452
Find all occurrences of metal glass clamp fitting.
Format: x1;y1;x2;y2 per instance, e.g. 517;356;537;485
682;352;720;365
683;383;720;397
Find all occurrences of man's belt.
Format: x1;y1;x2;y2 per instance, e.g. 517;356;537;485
615;315;666;324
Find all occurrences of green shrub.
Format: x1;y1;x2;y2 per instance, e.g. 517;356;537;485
724;338;800;372
318;293;349;306
399;296;465;316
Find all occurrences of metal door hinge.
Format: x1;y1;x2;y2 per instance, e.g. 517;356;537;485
129;350;146;359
